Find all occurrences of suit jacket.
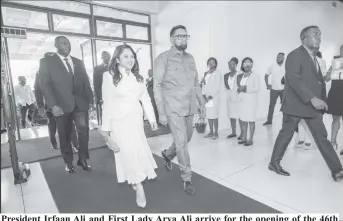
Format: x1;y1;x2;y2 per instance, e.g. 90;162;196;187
39;54;94;114
281;45;326;117
93;64;107;103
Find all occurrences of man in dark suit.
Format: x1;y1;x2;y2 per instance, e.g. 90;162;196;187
39;36;94;173
34;52;79;151
93;51;111;125
269;26;343;182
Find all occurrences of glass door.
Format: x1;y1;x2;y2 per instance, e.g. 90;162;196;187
80;40;98;127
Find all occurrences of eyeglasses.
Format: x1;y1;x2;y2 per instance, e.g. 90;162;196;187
173;34;190;40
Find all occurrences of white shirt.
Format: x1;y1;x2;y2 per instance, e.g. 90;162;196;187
14;84;35;106
331;56;343;80
266;62;285;90
240;76;249;86
57;53;74;74
227;75;236;90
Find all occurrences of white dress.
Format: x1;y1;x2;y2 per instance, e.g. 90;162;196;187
226;73;239;118
238;73;260;122
101;67;157;184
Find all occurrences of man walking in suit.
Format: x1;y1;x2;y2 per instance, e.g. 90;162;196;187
93;51;111;125
34;52;79;151
39;36;94;173
154;25;206;195
269;26;343;181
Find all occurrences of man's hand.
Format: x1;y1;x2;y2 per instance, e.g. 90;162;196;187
159;115;168;126
150;122;158;131
310;97;328;111
38;107;46;117
267;85;272;90
52;106;64;117
199;105;206;118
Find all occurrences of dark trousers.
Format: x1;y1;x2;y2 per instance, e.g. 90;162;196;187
20;103;37;128
55;111;89;164
271;113;342;174
47;111;78;148
267;89;284;122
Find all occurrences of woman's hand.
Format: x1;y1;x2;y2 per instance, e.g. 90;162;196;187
150;122;158;131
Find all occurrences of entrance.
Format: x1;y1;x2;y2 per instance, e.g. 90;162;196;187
1;0;152;145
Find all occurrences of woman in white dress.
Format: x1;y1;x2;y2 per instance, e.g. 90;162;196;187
236;57;260;146
223;57;241;139
201;57;221;140
101;44;158;208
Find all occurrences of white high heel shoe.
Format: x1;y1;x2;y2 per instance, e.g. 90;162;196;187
133;183;146;208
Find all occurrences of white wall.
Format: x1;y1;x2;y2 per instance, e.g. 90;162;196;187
152;1;343;130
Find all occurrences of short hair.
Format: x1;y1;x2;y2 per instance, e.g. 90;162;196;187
229;57;239;65
170;25;187;37
300;26;319;40
207;57;218;68
18;76;25;80
278;52;285;56
240;57;253;72
54;36;68;44
316;51;322;58
101;51;110;57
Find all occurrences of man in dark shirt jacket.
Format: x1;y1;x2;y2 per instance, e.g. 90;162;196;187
93;51;111;125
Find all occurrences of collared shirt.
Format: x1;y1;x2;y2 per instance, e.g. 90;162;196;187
302;45;320;72
56;53;74;74
14;84;35;106
266;62;285;90
153;46;200;117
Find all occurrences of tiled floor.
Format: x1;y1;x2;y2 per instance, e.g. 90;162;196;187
1;115;342;214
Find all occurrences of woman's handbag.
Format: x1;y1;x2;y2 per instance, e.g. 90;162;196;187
195;117;207;133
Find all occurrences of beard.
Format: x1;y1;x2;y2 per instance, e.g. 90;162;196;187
175;44;187;51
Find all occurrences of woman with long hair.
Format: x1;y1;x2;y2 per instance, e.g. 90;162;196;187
101;44;158;208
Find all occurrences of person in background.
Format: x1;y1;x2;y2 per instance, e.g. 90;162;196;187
14;76;37;128
201;57;221;140
269;26;343;181
324;44;343;155
236;57;260;146
263;52;285;126
35;52;79;151
146;69;159;122
93;51;111;125
154;25;206;195
224;57;241;139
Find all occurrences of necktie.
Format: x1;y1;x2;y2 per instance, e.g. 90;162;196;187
64;58;73;75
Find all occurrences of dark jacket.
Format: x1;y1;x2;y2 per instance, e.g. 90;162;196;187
39;54;94;113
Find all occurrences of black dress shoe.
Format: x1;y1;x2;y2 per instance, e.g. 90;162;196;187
268;162;290;176
51;144;58;149
332;170;343;182
161;150;172;171
77;159;91;171
65;164;75;173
